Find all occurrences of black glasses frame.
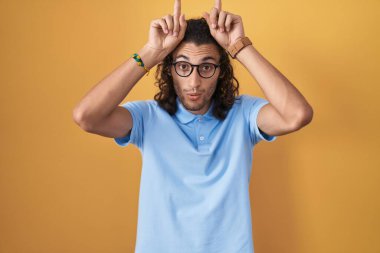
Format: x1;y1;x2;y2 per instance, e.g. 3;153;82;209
172;61;221;79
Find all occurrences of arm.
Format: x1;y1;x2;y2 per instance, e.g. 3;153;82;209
236;44;313;136
72;45;163;134
202;0;313;137
72;0;187;138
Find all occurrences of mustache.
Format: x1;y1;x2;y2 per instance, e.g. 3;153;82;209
184;88;203;92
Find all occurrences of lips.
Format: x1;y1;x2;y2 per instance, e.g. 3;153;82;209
187;93;201;101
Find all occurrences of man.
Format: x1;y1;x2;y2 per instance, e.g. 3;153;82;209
73;0;313;252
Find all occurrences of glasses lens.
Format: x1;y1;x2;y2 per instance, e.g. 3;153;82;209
175;62;192;76
199;63;216;78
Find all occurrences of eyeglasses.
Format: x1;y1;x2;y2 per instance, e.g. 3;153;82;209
172;61;220;79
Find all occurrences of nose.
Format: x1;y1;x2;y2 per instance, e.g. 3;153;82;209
187;66;202;90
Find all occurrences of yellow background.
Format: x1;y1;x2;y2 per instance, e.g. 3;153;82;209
0;0;379;252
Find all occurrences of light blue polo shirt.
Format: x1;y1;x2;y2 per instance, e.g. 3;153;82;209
114;94;277;253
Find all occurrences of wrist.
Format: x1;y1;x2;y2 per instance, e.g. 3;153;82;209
138;44;167;69
227;36;252;59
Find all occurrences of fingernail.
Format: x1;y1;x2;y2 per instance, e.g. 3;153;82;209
212;23;216;28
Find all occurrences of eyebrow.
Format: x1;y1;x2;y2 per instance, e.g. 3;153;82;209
175;54;217;62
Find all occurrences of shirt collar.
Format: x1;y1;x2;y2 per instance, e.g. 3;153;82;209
175;96;215;124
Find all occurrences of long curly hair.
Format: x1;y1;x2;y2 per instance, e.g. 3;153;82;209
153;17;240;120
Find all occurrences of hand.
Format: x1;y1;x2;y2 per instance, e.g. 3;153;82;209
145;0;187;61
202;0;245;50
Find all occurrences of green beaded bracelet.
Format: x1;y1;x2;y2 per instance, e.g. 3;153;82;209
131;53;150;76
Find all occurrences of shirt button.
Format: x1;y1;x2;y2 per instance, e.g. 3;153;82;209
199;136;205;141
198;117;202;122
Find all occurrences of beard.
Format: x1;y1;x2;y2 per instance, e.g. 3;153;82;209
180;94;208;112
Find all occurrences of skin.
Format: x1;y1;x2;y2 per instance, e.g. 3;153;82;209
171;42;221;115
73;0;312;139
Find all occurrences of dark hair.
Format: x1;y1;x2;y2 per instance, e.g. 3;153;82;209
153;17;240;120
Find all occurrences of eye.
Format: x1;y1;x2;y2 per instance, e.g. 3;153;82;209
178;62;190;70
201;64;213;71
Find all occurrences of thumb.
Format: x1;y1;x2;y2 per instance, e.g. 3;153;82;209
179;14;187;36
202;12;211;27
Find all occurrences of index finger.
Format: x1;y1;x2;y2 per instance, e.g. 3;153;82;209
174;0;181;18
214;0;221;10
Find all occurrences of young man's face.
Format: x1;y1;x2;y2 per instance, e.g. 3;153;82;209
171;42;221;115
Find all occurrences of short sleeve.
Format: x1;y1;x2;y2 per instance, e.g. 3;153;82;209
113;100;151;149
242;95;277;145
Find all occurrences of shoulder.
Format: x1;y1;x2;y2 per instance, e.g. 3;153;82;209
233;94;270;121
121;99;157;109
233;94;268;107
119;99;160;118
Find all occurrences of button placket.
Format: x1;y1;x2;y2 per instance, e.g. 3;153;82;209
195;116;206;144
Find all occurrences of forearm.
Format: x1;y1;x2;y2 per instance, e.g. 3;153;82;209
73;45;164;125
236;44;313;124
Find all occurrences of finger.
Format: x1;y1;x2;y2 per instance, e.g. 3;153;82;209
210;7;219;29
173;19;179;37
158;18;169;34
174;0;181;18
214;0;222;11
218;11;227;32
164;15;174;35
225;14;233;32
178;13;187;36
202;12;212;27
151;19;165;29
202;12;209;22
173;0;181;37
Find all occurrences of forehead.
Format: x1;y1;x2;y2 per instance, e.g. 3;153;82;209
172;42;220;63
